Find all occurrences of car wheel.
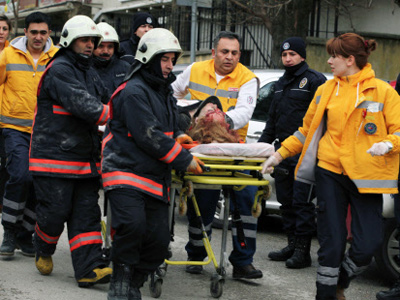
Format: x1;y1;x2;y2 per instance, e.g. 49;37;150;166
212;192;232;229
375;217;400;282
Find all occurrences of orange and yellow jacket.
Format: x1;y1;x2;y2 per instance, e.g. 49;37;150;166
0;36;58;133
278;64;400;194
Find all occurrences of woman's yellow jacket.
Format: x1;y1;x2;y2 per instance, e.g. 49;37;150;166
278;64;400;194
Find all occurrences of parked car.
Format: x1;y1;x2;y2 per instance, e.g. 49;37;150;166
174;65;399;282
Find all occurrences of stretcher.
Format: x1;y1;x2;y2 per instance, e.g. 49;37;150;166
148;152;272;298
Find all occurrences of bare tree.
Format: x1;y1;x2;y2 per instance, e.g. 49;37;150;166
227;0;313;65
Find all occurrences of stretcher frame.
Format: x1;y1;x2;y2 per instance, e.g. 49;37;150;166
150;153;271;298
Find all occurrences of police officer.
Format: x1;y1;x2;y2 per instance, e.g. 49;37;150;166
259;37;326;268
93;22;130;97
119;12;157;64
29;15;112;287
102;28;203;300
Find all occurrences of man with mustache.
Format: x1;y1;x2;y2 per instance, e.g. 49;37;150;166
93;22;130;98
29;15;112;287
172;31;263;280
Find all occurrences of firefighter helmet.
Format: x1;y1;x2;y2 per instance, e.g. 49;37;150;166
135;28;183;64
60;15;102;49
97;22;120;51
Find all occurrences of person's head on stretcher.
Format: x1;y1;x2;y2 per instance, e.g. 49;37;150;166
187;96;240;144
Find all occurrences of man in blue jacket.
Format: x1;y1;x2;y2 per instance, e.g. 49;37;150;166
259;37;326;269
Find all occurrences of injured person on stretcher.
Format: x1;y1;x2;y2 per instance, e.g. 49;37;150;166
179;95;274;157
176;95;274;280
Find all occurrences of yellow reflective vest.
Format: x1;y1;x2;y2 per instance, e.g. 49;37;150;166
188;59;257;140
279;64;400;194
0;36;58;133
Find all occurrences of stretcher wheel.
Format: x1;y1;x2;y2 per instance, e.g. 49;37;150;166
210;279;224;298
178;196;187;216
184;181;194;198
251;202;262;218
149;277;163;298
262;184;272;200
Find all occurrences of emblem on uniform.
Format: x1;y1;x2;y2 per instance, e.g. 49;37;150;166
283;42;290;50
364;122;377;135
299;78;308;89
146;17;153;24
247;96;254;104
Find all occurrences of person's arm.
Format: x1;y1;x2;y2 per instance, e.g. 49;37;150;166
172;64;193;99
43;63;109;125
121;93;193;171
225;77;259;130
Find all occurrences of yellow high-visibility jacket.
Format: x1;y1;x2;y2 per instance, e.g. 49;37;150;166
0;36;58;133
279;64;400;194
188;59;257;140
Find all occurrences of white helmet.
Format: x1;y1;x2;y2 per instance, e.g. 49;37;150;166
97;22;120;51
135;28;183;64
60;15;102;49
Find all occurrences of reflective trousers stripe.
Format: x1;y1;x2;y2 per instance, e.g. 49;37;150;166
102;171;163;197
30;158;93;175
69;231;103;252
35;224;60;244
317;265;339;286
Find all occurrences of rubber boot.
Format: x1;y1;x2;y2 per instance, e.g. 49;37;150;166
130;272;146;300
376;278;400;300
0;228;17;256
286;235;312;269
16;230;35;257
268;233;295;261
78;266;112;288
108;263;134;300
36;255;53;275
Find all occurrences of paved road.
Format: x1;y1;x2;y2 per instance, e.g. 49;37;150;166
0;194;391;300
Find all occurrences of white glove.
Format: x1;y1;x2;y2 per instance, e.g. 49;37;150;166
261;152;283;174
367;142;390;157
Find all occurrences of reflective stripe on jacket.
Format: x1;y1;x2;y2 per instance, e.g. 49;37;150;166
0;36;58;133
188;60;257;140
280;64;400;194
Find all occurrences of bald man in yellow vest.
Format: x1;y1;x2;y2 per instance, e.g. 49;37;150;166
172;31;263;280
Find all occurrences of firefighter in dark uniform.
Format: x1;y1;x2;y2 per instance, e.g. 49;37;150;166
119;12;157;64
102;28;203;300
29;15;112;287
93;22;130;98
259;37;326;268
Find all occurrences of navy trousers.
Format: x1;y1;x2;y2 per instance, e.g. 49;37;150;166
274;160;316;236
107;188;170;276
185;183;258;267
315;167;383;299
33;176;105;279
1;128;36;233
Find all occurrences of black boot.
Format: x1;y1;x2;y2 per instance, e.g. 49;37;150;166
286;235;312;269
0;228;17;256
16;230;35;257
376;279;400;300
108;264;133;300
268;233;295;261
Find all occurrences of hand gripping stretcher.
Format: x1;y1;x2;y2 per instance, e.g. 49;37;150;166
148;147;273;298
